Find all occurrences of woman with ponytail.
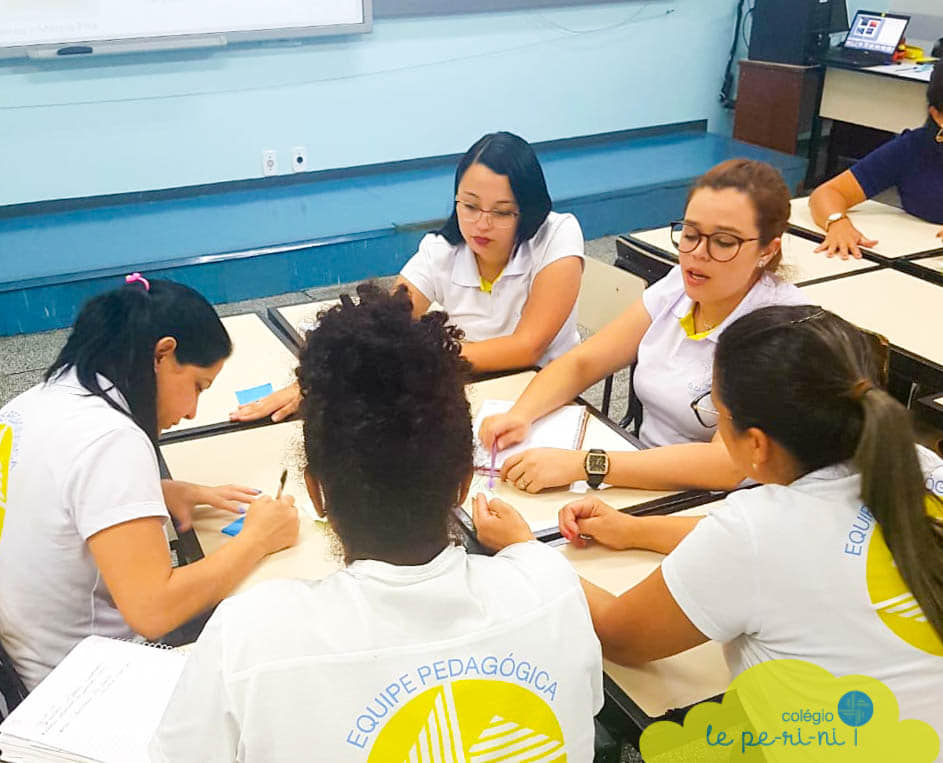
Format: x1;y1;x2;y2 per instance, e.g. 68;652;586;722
476;304;943;738
0;276;298;690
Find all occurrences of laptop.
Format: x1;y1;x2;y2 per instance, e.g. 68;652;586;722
825;10;909;67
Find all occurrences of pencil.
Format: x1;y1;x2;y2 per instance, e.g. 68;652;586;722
275;468;288;499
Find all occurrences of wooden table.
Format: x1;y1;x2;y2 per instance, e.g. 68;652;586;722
556;504;730;738
160;421;342;595
161;313;299;441
461;372;710;540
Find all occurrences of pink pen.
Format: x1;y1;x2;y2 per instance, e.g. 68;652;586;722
488;440;497;489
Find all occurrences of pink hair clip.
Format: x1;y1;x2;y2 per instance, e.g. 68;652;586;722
125;272;150;292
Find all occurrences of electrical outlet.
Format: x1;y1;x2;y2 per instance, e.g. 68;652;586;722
262;149;278;176
291;146;308;173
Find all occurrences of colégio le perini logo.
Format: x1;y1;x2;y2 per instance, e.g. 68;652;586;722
638;660;939;761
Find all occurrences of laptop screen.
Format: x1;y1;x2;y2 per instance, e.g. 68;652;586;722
844;11;909;54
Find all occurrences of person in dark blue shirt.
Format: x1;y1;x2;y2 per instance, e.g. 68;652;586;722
809;60;943;258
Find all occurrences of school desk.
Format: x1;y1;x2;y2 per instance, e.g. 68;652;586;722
818;64;929;136
460;371;713;541
160;420;342;595
788;197;943;261
161;313;299;442
799;268;943;396
554;504;730;741
267;300;338;350
616;226;878;287
896;253;943;288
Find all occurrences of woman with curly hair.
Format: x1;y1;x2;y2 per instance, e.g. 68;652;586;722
152;284;602;762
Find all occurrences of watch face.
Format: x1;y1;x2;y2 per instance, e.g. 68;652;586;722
586;453;608;474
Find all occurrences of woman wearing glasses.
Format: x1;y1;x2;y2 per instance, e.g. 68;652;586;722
476;306;943;748
231;131;583;423
479;159;807;493
396;131;584;372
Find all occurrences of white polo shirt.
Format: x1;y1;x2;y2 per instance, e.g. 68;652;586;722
0;369;168;690
150;542;603;762
400;211;584;367
633;266;806;447
662;447;943;743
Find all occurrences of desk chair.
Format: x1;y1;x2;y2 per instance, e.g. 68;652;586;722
578;258;646;417
0;640;27;719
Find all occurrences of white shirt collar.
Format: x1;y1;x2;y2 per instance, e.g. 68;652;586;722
451;243;530;288
50;366;132;415
671;272;784;344
346;543;466;584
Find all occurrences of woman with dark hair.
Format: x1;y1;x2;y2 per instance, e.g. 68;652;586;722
0;276;298;690
480;159;807;493
810;59;943;258
230;131;584;424
477;304;943;742
152;285;602;762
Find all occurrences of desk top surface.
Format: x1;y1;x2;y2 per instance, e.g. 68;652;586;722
556;503;730;718
462;372;686;534
862;62;935;83
627;226;876;285
161;420;342;595
789;198;943;260
800;268;943;366
165;313;298;435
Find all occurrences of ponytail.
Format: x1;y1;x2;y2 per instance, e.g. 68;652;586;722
855;389;943;638
46;277;231;443
716;304;943;639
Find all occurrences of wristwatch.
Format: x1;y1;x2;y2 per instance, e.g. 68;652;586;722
825;212;847;231
584;449;609;489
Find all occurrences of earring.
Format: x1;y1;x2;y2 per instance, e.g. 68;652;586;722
751;462;758;470
936;125;943;144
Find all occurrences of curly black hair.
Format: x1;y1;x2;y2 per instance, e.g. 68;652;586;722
296;283;473;564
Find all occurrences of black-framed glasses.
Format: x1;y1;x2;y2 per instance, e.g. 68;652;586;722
669;221;759;262
455;198;520;229
690;389;727;429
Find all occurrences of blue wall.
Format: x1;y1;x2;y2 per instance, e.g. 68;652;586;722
0;1;739;207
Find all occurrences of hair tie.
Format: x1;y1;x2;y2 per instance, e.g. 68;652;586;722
848;379;873;401
125;272;150;292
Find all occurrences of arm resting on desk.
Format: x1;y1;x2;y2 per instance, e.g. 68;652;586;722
581;568;708;665
809;171;876;259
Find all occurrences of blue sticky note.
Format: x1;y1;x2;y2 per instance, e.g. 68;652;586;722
221;516;245;537
235;383;274;405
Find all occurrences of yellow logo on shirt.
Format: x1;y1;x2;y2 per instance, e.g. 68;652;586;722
367;680;566;762
0;423;12;541
865;495;943;656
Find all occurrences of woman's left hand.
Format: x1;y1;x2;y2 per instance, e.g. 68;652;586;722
472;493;535;551
160;480;261;532
500;448;585;493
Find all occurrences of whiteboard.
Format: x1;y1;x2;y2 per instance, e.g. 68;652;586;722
0;0;371;58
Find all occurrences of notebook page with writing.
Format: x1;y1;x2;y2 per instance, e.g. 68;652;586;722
0;636;185;763
472;400;587;471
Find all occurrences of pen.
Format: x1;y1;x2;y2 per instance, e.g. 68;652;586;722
275;468;288;499
488;441;497;490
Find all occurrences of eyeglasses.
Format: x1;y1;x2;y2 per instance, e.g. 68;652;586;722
690;389;729;429
669;221;759;263
455;199;520;229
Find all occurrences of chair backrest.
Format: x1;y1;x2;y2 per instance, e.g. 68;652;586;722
578;258;646;333
0;639;27;719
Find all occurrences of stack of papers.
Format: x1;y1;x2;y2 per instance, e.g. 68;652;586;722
0;636;185;762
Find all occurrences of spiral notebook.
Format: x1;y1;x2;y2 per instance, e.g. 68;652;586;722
472;399;589;472
0;636;185;763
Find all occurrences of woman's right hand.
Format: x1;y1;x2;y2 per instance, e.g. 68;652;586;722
230;382;301;423
813;218;877;260
240;494;299;555
559;496;636;550
479;411;531;451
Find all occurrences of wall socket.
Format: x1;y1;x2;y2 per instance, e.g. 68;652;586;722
291;146;308;173
262;149;278;177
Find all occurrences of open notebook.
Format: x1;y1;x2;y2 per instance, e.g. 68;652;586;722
472;400;588;472
0;636;185;763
